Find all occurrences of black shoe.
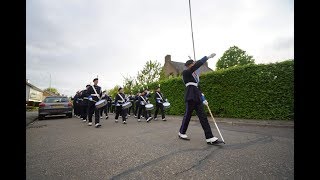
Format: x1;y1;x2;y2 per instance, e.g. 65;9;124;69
146;117;152;122
106;116;109;119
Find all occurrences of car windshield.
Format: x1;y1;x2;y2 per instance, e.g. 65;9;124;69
44;97;69;103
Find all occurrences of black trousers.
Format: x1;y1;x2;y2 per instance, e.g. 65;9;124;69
88;101;100;124
106;103;111;113
134;101;139;116
99;105;108;117
154;103;165;119
115;105;126;121
179;100;214;139
111;104;115;113
74;103;79;116
80;104;88;120
128;102;134;115
138;104;151;119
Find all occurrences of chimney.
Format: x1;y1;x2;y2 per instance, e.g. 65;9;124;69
165;55;171;63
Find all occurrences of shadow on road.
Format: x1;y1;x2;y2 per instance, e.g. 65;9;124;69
39;115;70;121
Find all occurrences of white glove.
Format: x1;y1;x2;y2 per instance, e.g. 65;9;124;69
165;99;168;102
207;53;216;59
203;100;208;106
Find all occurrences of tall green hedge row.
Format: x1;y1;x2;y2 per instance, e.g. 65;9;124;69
147;60;293;120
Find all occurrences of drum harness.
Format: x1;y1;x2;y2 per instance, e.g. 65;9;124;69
140;96;148;105
156;92;165;103
117;93;126;106
90;85;101;102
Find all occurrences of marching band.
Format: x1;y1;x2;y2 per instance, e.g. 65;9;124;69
72;78;169;126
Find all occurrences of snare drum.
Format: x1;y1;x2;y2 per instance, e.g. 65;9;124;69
95;99;107;108
163;102;170;109
122;101;132;109
145;104;154;111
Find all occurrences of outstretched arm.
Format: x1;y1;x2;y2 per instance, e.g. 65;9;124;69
189;53;216;72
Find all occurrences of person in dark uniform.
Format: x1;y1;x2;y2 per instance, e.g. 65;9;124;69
73;92;79;118
80;85;90;122
142;89;151;119
137;90;152;122
106;94;112;114
87;78;102;128
127;93;135;116
143;88;152;119
99;91;109;119
134;92;140;118
77;91;84;119
73;91;82;118
110;98;116;114
178;53;223;145
115;87;127;124
153;86;166;121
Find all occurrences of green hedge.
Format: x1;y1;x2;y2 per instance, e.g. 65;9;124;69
147;60;293;120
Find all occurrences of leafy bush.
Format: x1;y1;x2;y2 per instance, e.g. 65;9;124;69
147;60;293;120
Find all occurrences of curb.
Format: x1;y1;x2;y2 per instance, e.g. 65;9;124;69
26;117;38;126
26;111;39;126
168;115;294;128
214;121;294;128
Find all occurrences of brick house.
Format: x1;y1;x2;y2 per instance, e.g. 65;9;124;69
162;55;212;77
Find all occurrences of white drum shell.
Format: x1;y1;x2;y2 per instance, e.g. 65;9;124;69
95;100;107;108
122;101;132;109
163;102;170;109
145;104;154;110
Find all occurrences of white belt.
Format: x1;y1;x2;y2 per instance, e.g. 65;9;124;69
185;82;198;87
83;97;89;99
91;94;98;96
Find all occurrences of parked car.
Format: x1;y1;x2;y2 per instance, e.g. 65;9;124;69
38;96;73;120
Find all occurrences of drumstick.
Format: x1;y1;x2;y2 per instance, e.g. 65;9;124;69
205;104;225;143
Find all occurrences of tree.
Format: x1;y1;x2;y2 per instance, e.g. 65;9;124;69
136;60;162;86
122;75;135;94
107;85;121;99
44;87;59;95
216;46;255;70
159;67;167;81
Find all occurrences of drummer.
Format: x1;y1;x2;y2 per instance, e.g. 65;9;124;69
153;86;166;121
127;93;135;117
114;87;127;124
137;90;153;122
87;78;102;128
134;92;140;118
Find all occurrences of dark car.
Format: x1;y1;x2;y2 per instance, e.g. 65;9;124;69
38;96;73;120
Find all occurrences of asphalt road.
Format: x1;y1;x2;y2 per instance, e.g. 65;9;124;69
26;114;294;180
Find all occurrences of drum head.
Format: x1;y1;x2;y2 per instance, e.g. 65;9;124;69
163;102;170;106
96;100;105;105
145;104;153;108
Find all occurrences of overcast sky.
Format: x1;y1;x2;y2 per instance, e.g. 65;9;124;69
26;0;294;97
